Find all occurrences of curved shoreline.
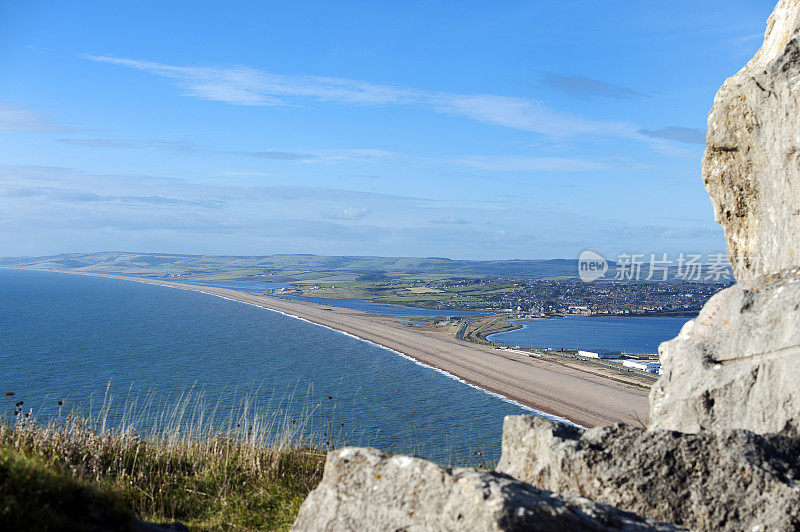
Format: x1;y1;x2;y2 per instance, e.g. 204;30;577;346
144;281;586;426
7;269;650;427
160;283;578;426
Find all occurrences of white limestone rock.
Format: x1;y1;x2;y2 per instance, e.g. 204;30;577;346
703;0;800;280
496;416;800;531
291;447;681;531
650;267;800;434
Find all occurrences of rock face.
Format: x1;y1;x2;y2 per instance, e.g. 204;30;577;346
292;446;681;531
650;0;800;436
496;416;800;531
703;0;800;281
650;267;800;434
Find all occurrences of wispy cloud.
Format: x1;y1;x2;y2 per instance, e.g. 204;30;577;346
452;155;621;172
0;164;425;207
0;103;53;131
233;150;309;161
54;131;401;165
727;32;765;59
539;73;651;100
0;186;223;208
58;138;138;149
229;148;398;164
148;140;202;154
85;55;640;139
0;165;724;258
320;207;371;220
50;129;642;173
430;216;470;225
639;126;706;145
597;223;722;240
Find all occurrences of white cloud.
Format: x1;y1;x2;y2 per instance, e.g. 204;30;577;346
84;56;418;107
85;55;641;140
432;94;637;138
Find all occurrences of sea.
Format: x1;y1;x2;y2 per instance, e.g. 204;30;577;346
487;315;690;354
0;269;525;464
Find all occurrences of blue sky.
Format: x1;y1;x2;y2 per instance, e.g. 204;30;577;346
0;1;775;259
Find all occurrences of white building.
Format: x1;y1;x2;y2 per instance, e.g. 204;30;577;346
622;360;661;374
578;349;622;359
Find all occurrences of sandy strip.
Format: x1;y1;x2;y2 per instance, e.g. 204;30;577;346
66;273;648;428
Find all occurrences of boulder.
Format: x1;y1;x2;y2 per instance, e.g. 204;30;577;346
703;0;800;280
291;446;681;531
650;268;800;434
496;415;800;531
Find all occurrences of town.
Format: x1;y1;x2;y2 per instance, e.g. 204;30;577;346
283;277;731;318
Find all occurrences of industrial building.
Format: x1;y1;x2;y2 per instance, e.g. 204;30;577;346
577;349;623;359
622;359;661;374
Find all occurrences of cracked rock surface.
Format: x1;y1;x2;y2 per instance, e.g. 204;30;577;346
703;0;800;281
496;416;800;531
291;447;681;531
650;267;800;434
652;0;800;437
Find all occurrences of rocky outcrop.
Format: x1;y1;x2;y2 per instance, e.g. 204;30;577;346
496;416;800;531
703;0;800;281
292;446;681;531
650;0;800;436
650;267;800;434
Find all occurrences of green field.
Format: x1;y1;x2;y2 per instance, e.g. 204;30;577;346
284;279;519;309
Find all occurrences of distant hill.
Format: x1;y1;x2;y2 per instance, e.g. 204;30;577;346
0;252;584;279
0;251;732;282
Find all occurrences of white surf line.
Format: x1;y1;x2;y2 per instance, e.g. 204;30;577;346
92;274;583;428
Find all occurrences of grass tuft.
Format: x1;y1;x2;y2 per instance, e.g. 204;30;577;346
0;392;327;530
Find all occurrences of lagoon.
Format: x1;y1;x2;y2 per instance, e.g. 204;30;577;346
487;315;690;354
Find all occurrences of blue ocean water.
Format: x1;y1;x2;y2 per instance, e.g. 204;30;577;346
487;315;690;354
0;269;525;464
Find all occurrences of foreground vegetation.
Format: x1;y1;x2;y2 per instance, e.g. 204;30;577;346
0;395;326;530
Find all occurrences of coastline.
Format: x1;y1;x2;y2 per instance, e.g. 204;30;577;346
157;283;573;425
8;269;650;428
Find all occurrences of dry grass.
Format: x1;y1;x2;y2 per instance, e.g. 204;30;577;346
0;389;329;530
